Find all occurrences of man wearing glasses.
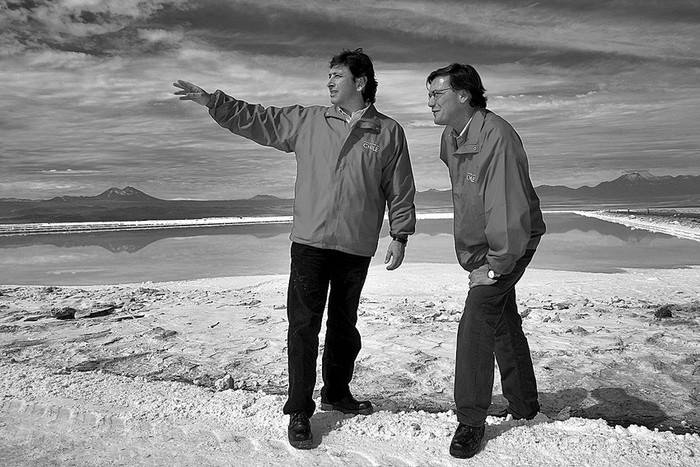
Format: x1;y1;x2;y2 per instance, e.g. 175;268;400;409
174;49;416;450
426;63;546;459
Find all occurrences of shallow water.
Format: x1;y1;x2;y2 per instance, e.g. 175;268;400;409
1;213;699;286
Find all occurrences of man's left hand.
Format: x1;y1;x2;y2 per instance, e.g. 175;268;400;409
469;263;497;289
384;240;406;270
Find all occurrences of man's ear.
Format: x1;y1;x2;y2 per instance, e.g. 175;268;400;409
459;91;471;104
355;76;367;91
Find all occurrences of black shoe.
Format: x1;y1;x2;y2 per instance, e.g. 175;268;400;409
449;423;485;459
320;395;374;415
288;411;313;449
492;407;537;421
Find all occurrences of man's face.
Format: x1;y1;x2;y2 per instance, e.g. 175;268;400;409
428;75;465;128
328;65;363;109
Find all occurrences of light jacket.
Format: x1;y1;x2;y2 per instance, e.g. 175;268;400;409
207;90;416;257
440;108;545;274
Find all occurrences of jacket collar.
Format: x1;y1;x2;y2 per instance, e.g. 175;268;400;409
452;108;487;155
325;103;381;133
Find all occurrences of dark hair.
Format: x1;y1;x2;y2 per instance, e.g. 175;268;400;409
329;48;378;103
427;63;487;109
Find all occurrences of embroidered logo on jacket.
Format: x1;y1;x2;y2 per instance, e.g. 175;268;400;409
362;141;380;152
466;172;476;183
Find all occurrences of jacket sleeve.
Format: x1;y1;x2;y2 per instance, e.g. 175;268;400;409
382;125;416;238
482;125;533;275
206;90;303;153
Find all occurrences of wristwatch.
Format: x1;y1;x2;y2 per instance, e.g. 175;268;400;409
391;235;408;245
487;269;500;280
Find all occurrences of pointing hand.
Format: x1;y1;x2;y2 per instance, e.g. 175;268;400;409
173;79;211;106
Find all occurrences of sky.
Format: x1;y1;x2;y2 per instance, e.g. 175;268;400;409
1;0;699;201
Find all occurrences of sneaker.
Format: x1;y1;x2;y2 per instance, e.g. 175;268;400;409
449;423;485;459
320;395;373;415
288;411;313;449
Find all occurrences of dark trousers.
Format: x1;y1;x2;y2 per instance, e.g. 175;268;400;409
455;249;540;426
282;242;371;417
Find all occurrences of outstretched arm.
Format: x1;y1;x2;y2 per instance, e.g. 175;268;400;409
173;80;211;106
175;82;302;153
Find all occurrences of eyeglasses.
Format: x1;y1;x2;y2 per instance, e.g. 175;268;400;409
427;87;453;101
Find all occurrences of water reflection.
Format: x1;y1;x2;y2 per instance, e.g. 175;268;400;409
1;212;699;286
0;223;292;253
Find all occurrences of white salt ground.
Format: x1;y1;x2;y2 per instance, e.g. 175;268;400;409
1;213;700;466
1;361;698;466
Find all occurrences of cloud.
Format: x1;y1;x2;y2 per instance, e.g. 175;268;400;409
156;0;700;67
1;0;699;199
1;0;188;55
138;28;184;44
5;0;698;70
40;169;101;174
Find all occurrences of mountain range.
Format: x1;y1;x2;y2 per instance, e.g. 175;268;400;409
415;172;700;208
1;172;698;224
537;171;700;199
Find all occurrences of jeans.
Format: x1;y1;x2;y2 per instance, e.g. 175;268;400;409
282;242;372;417
454;249;540;426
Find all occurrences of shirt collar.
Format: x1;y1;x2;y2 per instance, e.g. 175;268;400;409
325;103;380;133
452;114;474;143
338;103;370;123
